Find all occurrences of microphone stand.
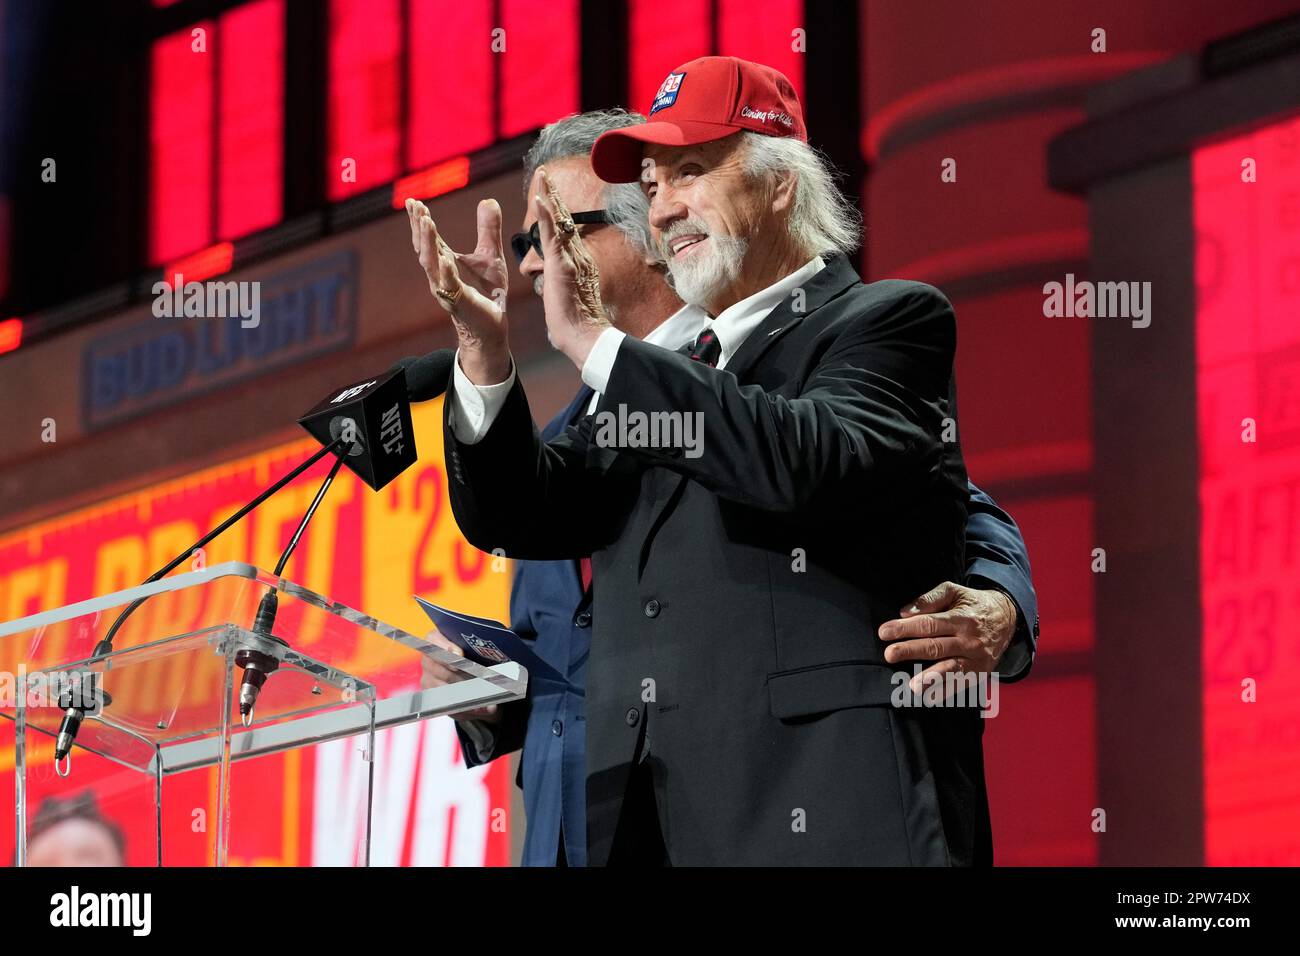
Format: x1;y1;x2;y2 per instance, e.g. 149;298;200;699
235;449;348;725
53;435;349;773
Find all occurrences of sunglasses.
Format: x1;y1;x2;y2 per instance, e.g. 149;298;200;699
510;210;610;263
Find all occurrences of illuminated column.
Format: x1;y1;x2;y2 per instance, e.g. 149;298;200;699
862;0;1300;864
1049;17;1300;864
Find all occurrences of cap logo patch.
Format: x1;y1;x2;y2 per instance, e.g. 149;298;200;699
649;71;686;115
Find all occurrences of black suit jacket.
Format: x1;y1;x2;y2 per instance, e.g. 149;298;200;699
444;254;988;865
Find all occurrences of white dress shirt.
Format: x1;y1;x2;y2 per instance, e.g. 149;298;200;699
581;302;705;414
447;255;826;444
581;255;825;392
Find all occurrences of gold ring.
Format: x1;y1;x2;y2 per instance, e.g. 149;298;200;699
435;286;462;304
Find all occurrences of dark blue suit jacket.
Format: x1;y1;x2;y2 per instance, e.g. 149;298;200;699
454;385;597;866
456;384;1039;866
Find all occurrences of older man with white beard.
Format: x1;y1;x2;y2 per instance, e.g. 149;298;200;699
413;109;1038;867
412;58;1022;865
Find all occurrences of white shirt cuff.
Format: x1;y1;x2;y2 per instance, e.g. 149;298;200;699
447;350;517;445
580;327;627;395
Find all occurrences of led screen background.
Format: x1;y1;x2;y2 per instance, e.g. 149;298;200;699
1195;116;1300;865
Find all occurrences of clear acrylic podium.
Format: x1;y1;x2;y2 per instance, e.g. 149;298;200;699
0;562;527;866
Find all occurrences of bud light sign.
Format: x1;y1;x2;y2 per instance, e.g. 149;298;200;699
82;250;358;430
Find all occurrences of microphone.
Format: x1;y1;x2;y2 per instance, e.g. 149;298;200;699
298;365;419;492
236;361;430;721
56;353;450;764
53;620;105;772
391;348;456;402
247;351;448;718
231;442;348;725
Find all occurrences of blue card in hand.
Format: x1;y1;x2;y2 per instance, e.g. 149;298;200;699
414;596;566;688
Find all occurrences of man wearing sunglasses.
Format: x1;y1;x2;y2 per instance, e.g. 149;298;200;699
511;211;609;265
411;103;1037;866
416;110;710;867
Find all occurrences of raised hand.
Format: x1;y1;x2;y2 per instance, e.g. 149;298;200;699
530;166;612;368
405;197;512;383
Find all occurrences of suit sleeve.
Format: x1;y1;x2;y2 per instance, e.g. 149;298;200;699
597;282;958;513
444;377;637;560
453;561;536;767
964;481;1039;682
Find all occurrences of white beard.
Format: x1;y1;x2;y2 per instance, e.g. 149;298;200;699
665;233;748;308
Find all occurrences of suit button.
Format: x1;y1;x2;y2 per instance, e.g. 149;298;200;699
643;599;660;618
551;719;563;736
573;610;592;628
625;707;640;727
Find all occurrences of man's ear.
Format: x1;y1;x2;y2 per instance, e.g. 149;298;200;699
770;168;797;215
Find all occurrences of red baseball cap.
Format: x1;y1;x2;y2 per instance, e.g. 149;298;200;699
590;56;807;183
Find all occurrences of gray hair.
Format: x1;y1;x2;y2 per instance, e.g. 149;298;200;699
739;132;862;257
523;109;658;260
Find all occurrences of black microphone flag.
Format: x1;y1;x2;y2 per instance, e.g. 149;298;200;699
297;367;417;491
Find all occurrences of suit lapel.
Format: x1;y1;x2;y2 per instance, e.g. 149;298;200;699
724;253;862;381
561;385;596;428
637;256;863;574
541;384;596;444
552;385;597;592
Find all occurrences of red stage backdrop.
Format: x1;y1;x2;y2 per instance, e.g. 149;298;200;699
1196;115;1300;865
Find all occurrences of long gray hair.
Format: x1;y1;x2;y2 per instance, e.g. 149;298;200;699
740;132;862;257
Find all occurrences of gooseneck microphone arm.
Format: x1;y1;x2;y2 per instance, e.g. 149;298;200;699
83;351;449;671
274;451;347;578
53;435;349;768
93;435;347;658
236;450;348;724
55;351;449;770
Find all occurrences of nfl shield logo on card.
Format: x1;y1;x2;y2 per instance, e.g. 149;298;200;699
464;633;510;664
650;71;686;115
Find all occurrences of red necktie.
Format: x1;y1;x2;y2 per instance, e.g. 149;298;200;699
688;328;722;368
579;557;592;592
